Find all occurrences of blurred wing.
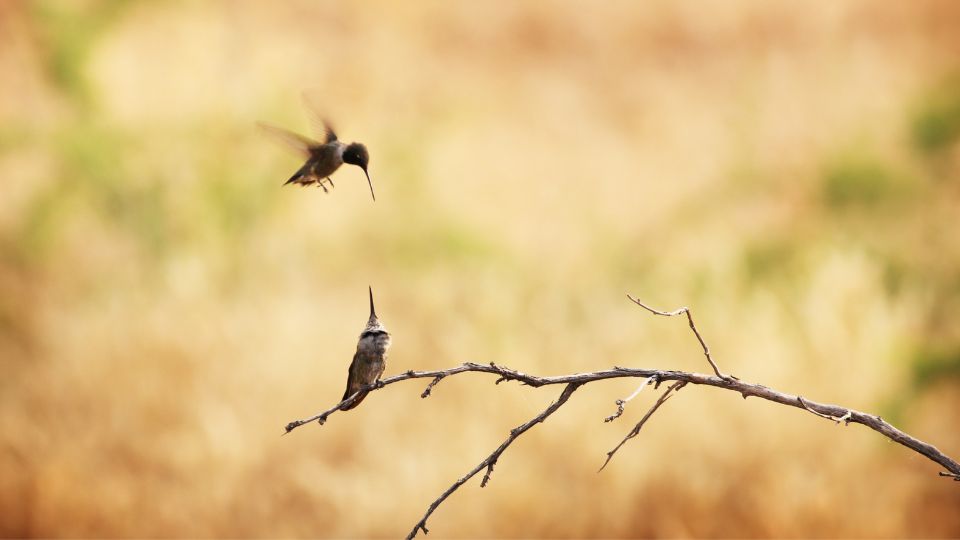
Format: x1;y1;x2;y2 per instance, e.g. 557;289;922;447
317;118;337;144
301;94;338;143
257;122;318;158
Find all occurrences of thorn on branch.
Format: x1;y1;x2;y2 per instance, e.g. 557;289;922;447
940;471;960;481
412;522;428;538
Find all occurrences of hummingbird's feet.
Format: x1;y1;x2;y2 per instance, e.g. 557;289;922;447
315;178;334;193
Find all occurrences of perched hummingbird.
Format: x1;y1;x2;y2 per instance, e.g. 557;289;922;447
258;117;376;201
340;287;392;410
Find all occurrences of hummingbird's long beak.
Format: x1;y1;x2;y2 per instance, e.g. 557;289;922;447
368;286;377;319
363;167;376;202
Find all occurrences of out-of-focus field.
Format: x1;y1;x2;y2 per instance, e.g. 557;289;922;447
2;1;960;537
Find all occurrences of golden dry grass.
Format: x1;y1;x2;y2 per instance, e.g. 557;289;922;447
2;1;960;537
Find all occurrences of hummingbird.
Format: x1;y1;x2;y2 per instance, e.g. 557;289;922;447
340;287;392;410
258;116;376;201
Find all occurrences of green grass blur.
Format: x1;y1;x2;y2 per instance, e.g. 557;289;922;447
1;1;959;537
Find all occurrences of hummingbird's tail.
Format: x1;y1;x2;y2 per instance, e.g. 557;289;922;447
284;163;310;185
340;389;368;411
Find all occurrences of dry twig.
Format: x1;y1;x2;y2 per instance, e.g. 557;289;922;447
599;381;687;472
407;383;581;539
604;374;658;422
283;296;960;538
626;294;734;380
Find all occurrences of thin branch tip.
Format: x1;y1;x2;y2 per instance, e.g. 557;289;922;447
627;294;732;379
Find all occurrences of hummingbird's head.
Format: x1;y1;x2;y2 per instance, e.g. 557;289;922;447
343;143;376;201
342;143;369;170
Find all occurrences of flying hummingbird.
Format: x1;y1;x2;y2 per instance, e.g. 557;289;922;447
258;115;376;201
340;287;392;410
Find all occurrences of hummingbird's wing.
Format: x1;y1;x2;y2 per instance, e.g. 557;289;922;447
340;352;366;411
301;94;338;144
257;122;319;157
316;118;337;144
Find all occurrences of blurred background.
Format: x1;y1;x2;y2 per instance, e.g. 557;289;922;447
2;0;960;537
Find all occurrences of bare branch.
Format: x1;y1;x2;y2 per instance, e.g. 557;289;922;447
406;383;582;539
283;297;960;538
284;364;960;537
627;294;735;380
284;365;960;478
599;381;686;472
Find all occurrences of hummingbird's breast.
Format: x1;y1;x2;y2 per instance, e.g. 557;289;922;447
358;332;391;358
309;142;346;178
